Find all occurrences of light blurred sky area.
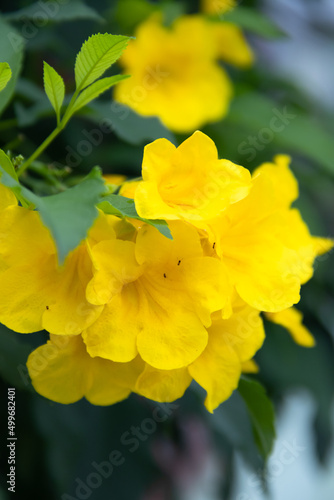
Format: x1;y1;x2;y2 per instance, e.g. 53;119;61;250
257;0;334;110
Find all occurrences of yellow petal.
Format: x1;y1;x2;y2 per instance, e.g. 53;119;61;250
135;131;251;221
188;303;265;412
212;22;254;68
266;307;315;347
83;283;141;363
86;239;142;305
211;173;301;312
0;184;17;210
0;207;102;334
253;155;298;208
27;335;143;405
135;364;192;402
242;359;259;373
188;335;241;413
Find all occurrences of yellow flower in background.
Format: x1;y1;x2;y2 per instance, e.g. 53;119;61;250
201;0;237;15
134;131;251;221
114;14;252;132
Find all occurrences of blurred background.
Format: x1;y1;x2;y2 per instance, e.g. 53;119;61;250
0;0;333;499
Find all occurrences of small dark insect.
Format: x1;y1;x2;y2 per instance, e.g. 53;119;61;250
213;242;216;249
46;306;49;310
177;260;181;266
163;273;167;278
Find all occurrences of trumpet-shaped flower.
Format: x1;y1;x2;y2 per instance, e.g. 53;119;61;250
83;221;231;370
27;296;264;411
205;156;333;312
114;14;252;132
134;131;251;222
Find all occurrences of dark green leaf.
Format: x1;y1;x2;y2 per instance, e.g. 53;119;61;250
0;324;32;389
0;166;107;263
0;16;24;116
4;0;103;23
223;7;286;38
98;194;172;240
238;377;276;460
86;101;176;144
228;92;334;176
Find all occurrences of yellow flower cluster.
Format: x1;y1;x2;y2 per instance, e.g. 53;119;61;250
0;132;332;412
114;14;253;132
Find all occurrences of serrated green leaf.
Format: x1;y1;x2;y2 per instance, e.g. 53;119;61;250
70;75;129;116
0;16;24;116
98;194;172;240
75;33;129;92
0;62;12;92
238;377;276;460
0;166;107;264
223;7;285;38
43;61;65;123
4;0;103;23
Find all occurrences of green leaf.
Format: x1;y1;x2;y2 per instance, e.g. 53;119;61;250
0;16;24;116
70;75;129;115
0;149;18;180
228;92;334;176
0;324;33;389
86;101;176;145
98;194;172;240
74;33;129;92
0;166;107;264
4;0;103;23
0;62;12;92
223;7;285;38
43;62;65;124
238;377;276;459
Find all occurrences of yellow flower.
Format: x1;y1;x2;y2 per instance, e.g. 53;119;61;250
27;335;144;405
201;0;237;15
205;156;333;312
114;14;238;132
134;131;251;222
27;295;264;411
83;221;231;370
0;207;119;334
266;307;315;347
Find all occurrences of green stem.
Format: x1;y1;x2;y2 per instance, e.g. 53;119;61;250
16;90;80;177
17;126;62;177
